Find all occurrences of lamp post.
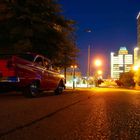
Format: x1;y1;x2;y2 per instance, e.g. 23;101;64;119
87;45;90;87
71;65;77;89
86;29;92;87
93;59;103;86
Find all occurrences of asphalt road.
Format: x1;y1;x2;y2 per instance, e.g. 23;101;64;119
0;88;140;140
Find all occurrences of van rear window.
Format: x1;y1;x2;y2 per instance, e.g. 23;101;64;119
18;54;34;62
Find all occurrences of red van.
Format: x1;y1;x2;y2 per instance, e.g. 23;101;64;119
0;53;65;97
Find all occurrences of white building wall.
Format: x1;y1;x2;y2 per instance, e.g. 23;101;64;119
124;55;133;64
110;53;133;79
110;52;114;78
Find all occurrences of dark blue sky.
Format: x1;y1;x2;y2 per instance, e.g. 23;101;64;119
60;0;140;77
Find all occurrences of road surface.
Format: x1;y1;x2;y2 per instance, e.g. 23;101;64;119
0;88;140;140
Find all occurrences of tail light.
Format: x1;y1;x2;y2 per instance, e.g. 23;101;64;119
0;59;16;77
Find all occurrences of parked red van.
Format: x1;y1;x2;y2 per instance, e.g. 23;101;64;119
0;53;65;97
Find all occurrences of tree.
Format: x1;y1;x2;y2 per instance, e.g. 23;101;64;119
116;71;135;88
0;0;78;70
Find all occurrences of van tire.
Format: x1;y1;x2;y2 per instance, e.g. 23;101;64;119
23;81;40;98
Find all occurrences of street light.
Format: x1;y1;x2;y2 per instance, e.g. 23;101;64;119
71;65;77;89
97;70;103;79
93;59;103;87
133;65;139;71
94;59;102;67
97;70;103;75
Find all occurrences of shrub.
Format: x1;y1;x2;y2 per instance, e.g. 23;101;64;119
116;72;135;88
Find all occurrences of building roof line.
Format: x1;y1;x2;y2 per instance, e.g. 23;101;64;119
137;12;140;19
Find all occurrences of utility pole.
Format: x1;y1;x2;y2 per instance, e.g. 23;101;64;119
87;45;90;87
85;28;92;87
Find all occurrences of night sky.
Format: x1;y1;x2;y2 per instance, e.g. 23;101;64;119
60;0;140;78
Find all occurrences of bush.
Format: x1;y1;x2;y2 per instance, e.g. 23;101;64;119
115;80;123;87
116;72;135;88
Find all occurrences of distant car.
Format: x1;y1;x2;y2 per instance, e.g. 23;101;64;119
0;53;65;97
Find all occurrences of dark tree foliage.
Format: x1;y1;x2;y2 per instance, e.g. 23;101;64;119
0;0;78;68
116;71;135;88
115;80;123;87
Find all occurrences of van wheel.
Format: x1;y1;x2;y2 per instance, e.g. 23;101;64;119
23;82;40;98
54;82;64;95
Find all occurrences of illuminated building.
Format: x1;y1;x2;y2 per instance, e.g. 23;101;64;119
137;12;140;48
137;12;140;66
134;47;139;65
118;47;128;55
111;47;133;79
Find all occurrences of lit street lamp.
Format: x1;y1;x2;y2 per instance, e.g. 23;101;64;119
94;59;102;67
97;70;103;75
133;65;139;71
132;65;140;87
71;65;77;89
97;70;103;79
93;59;103;87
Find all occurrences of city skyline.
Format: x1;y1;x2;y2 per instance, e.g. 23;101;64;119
111;47;133;79
61;0;140;77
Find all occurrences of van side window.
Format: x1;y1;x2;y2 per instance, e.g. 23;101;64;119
35;57;43;66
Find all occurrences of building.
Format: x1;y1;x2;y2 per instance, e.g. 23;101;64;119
136;12;140;66
134;47;139;65
137;12;140;48
111;47;133;79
